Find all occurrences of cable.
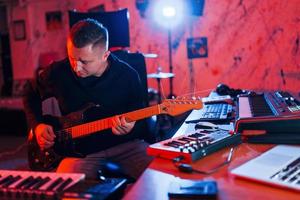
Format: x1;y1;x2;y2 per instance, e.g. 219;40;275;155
173;147;235;175
0;141;27;159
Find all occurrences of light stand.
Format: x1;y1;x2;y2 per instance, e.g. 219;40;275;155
152;0;185;99
167;28;175;98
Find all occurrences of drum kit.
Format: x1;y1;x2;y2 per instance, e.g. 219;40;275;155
147;71;174;103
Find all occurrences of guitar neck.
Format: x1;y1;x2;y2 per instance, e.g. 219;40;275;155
67;105;161;139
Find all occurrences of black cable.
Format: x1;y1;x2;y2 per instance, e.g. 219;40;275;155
173;147;235;175
0;141;27;159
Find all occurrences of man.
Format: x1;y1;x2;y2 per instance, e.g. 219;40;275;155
23;19;153;180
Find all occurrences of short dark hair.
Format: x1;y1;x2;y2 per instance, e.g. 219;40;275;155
69;18;108;49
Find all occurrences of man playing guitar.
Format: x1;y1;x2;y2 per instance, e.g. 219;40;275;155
23;19;153;180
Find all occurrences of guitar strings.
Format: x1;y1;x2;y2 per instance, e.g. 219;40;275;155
158;78;215;100
176;88;215;99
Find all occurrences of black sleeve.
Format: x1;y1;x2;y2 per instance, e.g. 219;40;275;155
128;73;145;110
22;66;56;130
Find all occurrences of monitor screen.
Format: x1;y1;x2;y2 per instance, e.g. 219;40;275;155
68;9;130;48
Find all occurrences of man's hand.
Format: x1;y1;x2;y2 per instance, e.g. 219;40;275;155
112;116;135;135
35;123;56;150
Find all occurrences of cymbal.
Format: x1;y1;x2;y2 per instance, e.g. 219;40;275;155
143;53;158;58
147;72;175;79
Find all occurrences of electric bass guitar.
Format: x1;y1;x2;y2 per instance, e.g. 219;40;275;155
28;99;203;171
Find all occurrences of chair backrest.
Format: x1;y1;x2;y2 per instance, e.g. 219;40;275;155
68;9;130;48
110;51;156;143
113;50;149;107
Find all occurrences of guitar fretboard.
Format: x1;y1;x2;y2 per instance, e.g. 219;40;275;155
63;105;160;139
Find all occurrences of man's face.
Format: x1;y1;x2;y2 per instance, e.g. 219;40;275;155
67;39;110;78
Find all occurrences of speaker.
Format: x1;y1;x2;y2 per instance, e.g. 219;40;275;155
0;108;28;135
1;34;13;96
187;0;205;16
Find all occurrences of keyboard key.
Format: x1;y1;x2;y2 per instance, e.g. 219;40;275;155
1;175;21;188
46;177;63;191
31;177;51;190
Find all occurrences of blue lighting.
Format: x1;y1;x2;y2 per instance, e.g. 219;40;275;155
153;0;186;29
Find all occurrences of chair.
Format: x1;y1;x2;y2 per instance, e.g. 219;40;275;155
112;50;149;107
113;50;158;144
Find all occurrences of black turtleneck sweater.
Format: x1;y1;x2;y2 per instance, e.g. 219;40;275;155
23;53;146;155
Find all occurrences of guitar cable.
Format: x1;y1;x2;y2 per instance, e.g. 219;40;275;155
0;141;27;159
172;147;235;174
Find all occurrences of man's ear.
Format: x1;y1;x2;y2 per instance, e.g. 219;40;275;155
103;50;110;61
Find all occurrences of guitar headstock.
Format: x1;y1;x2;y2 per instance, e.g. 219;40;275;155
159;98;203;116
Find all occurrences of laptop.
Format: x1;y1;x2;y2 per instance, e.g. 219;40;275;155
231;145;300;191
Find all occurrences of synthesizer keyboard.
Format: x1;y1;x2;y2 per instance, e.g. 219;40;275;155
0;170;85;199
202;103;233;120
185;103;234;124
235;91;300;134
147;130;241;162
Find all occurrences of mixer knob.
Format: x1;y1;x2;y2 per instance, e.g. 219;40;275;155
188;147;195;153
179;146;184;152
192;144;198;150
183;148;189;153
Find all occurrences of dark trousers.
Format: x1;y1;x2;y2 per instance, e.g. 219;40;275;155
56;140;153;180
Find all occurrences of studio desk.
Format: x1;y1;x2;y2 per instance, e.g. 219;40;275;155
123;103;300;200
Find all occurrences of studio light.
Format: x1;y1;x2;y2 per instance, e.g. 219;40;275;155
162;6;176;18
153;0;186;29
